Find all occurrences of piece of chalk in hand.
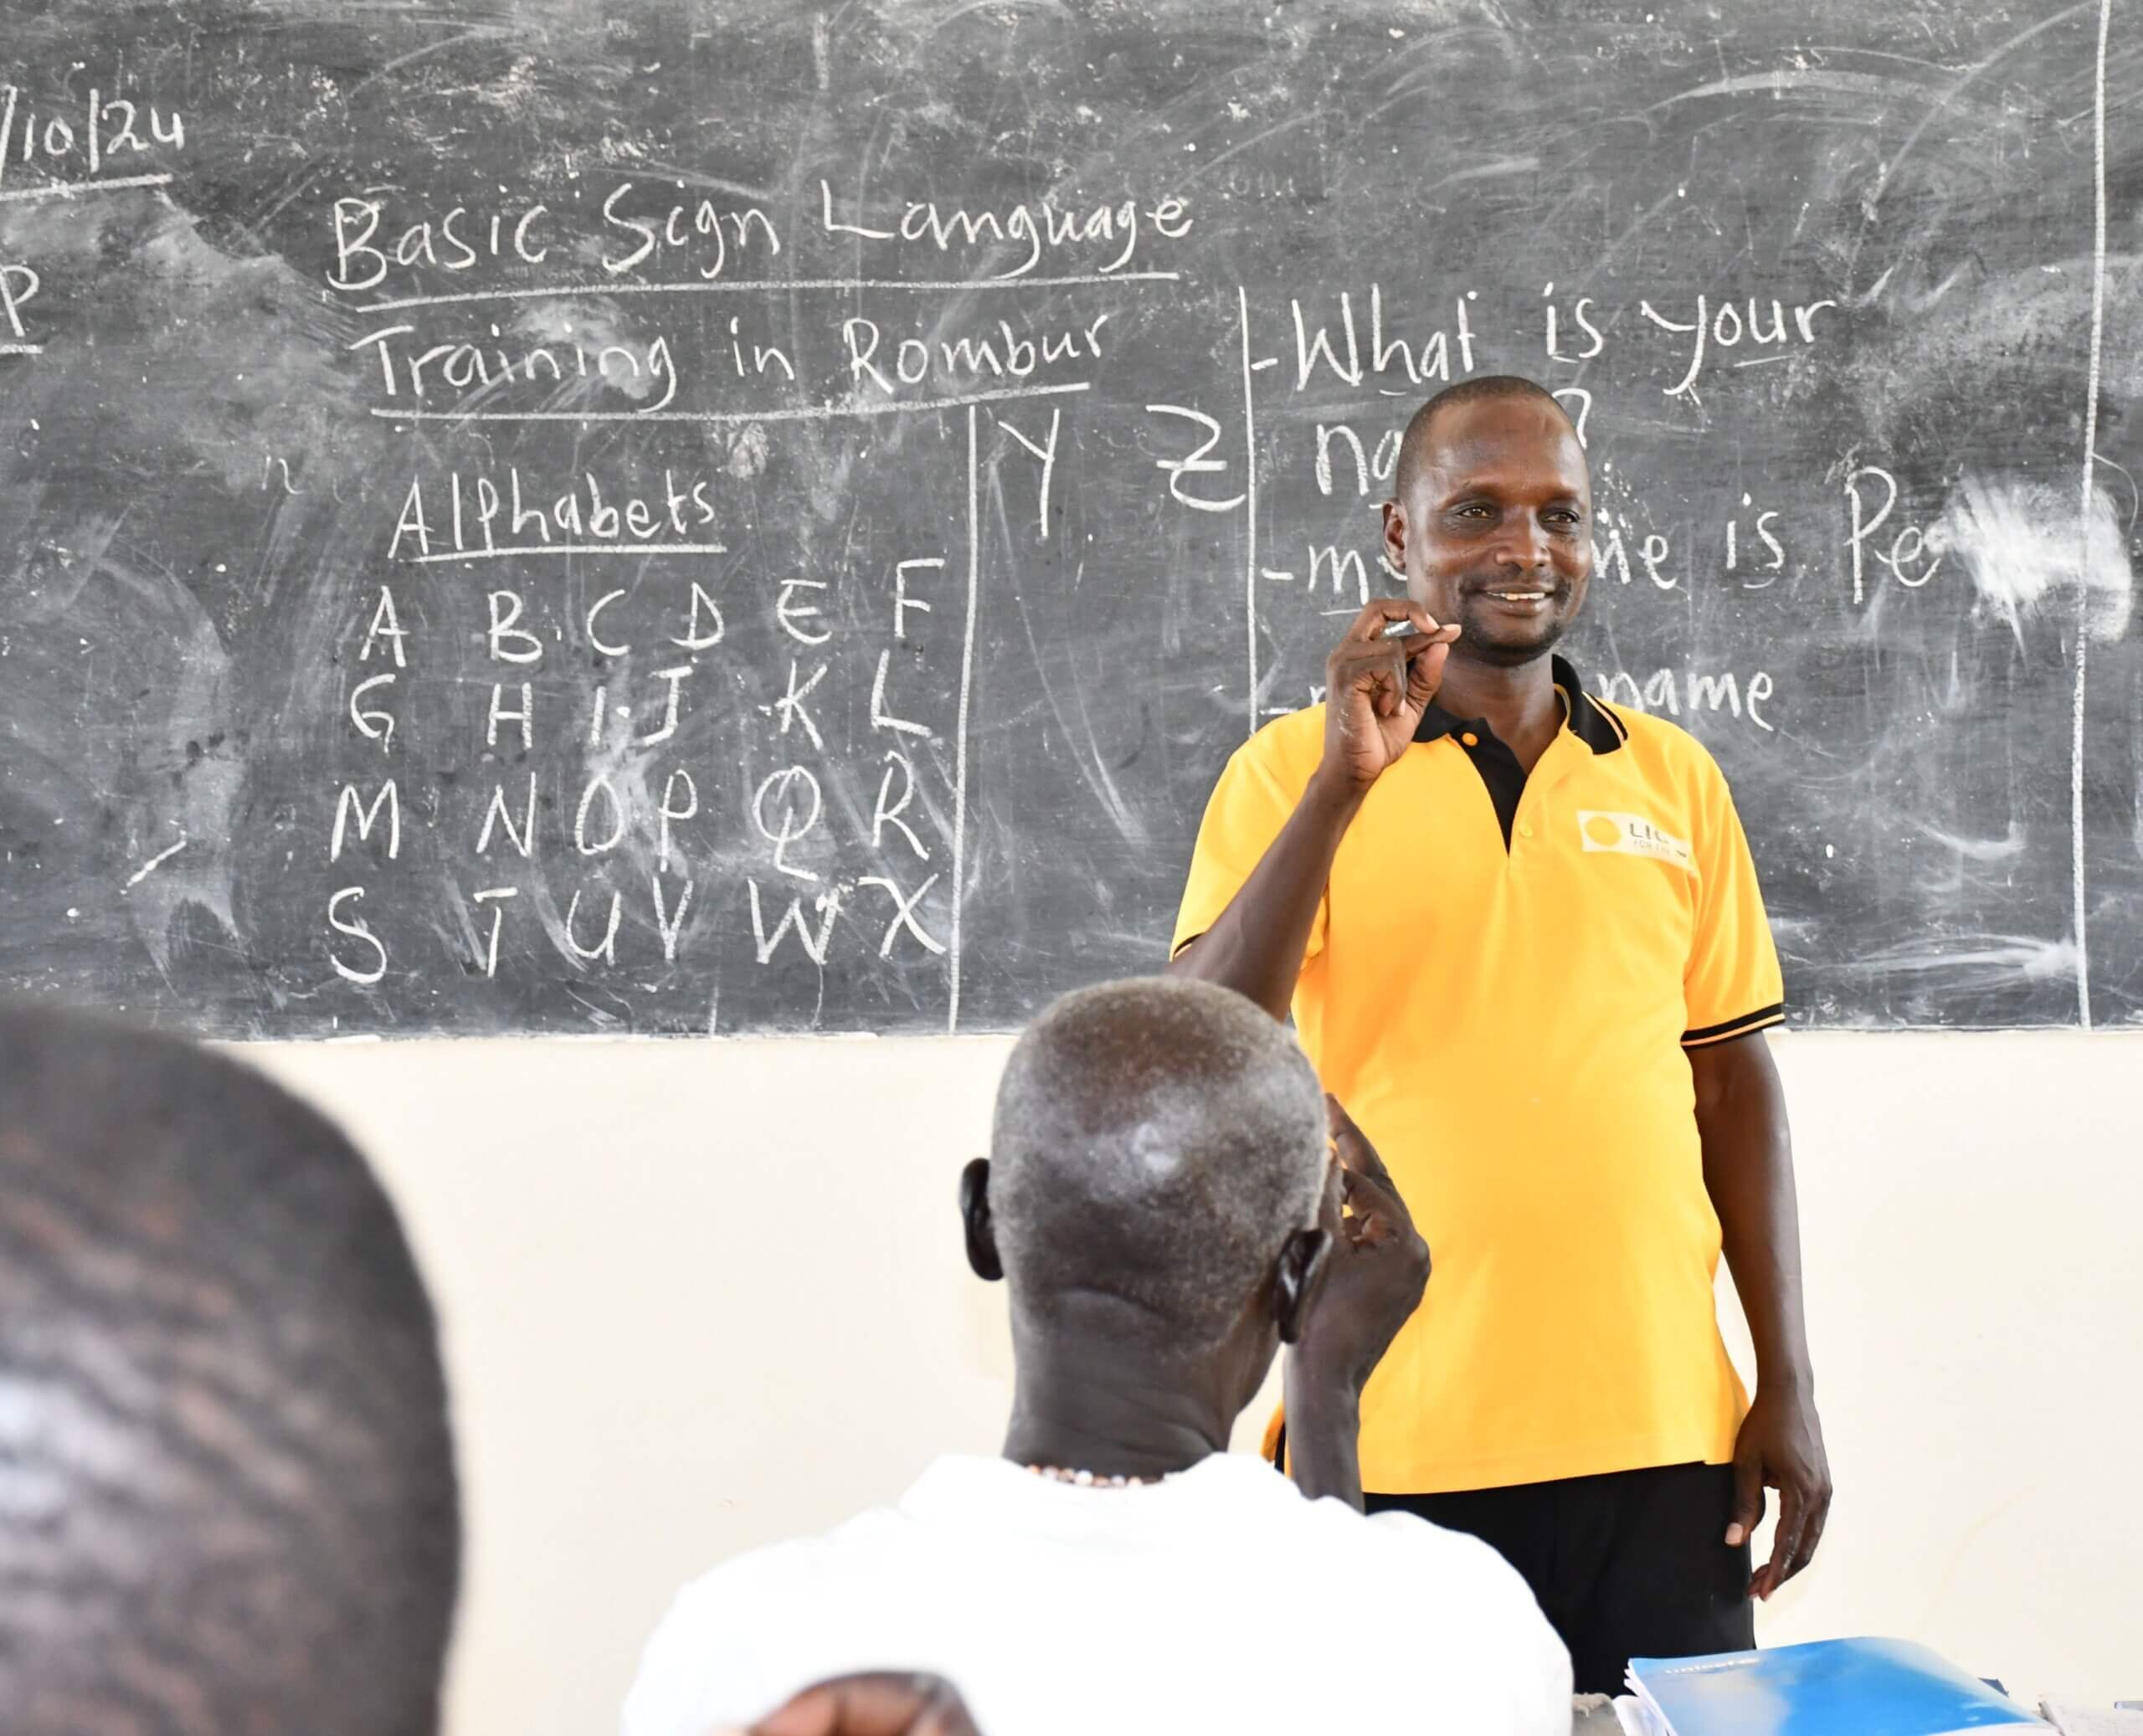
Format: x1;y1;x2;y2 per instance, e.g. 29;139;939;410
1382;619;1419;639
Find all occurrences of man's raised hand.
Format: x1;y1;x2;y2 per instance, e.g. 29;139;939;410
1319;599;1460;794
1296;1095;1433;1395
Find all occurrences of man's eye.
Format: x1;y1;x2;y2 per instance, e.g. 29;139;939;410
1454;503;1493;519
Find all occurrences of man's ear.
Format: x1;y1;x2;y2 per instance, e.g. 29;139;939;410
959;1158;1003;1282
1380;498;1407;573
1273;1226;1333;1346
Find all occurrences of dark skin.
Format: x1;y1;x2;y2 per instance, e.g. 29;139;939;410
958;1097;1429;1513
740;1673;982;1736
1164;397;1594;1022
1282;1097;1435;1508
738;1144;1426;1736
1169;392;1832;1599
1696;1034;1832;1598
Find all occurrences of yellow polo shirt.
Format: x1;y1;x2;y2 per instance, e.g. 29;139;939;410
1172;657;1783;1495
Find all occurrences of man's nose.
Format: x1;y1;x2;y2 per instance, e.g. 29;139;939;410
1497;518;1553;572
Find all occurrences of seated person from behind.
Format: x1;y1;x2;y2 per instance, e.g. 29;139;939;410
624;977;1570;1735
0;1003;460;1736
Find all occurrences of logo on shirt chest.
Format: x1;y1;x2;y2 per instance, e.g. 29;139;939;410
1577;810;1693;870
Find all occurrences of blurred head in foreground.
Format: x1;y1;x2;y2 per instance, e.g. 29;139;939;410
0;1004;460;1736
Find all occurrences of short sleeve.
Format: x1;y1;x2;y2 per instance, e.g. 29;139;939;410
1681;758;1785;1049
1170;729;1326;963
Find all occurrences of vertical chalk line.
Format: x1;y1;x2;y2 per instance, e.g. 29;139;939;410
950;403;979;1033
1239;285;1259;739
2074;0;2110;1030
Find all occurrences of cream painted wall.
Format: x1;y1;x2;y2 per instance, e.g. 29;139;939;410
247;1030;2143;1734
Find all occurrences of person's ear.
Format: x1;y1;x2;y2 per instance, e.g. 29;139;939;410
1380;497;1407;573
959;1158;1003;1282
1273;1226;1333;1345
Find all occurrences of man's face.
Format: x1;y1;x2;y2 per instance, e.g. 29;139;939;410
1382;396;1593;668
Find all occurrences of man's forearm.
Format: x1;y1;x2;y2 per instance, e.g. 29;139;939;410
1695;1035;1813;1388
1169;774;1364;1020
1282;1355;1364;1511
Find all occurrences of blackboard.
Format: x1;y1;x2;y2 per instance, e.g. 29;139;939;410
2;0;2135;1036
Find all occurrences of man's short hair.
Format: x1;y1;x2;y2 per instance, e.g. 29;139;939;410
989;978;1326;1353
0;1004;460;1736
1393;374;1573;500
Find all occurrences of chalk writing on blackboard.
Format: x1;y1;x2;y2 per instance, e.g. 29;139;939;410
0;5;2131;1036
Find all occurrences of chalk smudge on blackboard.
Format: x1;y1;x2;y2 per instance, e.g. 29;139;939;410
1929;476;2134;648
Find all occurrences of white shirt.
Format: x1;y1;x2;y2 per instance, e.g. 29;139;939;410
621;1451;1572;1736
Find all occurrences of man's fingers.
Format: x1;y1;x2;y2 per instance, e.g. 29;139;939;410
1328;644;1404;716
1404;639;1453;708
1336;1158;1406;1235
1783;1485;1832;1585
1403;623;1463;652
1328;1099;1419;1248
1338;597;1441;645
1325;1095;1397;1189
1330;631;1455;722
1379;650;1406;717
1336;1170;1399;1241
1386;624;1462;655
1316;1150;1345;1237
917;1690;983;1736
1724;1452;1765;1550
1757;1489;1806;1602
750;1673;980;1736
1328;649;1421;722
1337;1163;1392;1212
1330;627;1457;672
1329;1142;1407;1227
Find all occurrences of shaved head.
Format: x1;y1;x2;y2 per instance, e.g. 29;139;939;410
1394;374;1573;501
989;978;1326;1353
0;1004;459;1736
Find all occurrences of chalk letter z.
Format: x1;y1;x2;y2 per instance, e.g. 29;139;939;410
1145;404;1245;512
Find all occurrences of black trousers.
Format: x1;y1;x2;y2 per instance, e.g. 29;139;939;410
1367;1463;1755;1695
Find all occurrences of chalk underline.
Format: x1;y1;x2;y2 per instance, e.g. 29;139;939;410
367;379;1092;424
354;270;1179;315
406;542;728;564
0;171;173;205
0;343;44;356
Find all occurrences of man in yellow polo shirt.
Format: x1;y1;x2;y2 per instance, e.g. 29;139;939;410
1169;375;1832;1692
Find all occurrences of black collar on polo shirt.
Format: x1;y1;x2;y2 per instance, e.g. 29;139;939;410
1412;655;1624;754
1410;655;1625;849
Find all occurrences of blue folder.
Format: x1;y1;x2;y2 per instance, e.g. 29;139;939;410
1627;1637;2048;1735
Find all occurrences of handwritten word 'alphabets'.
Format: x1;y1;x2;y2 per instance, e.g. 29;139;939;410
386;468;724;561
